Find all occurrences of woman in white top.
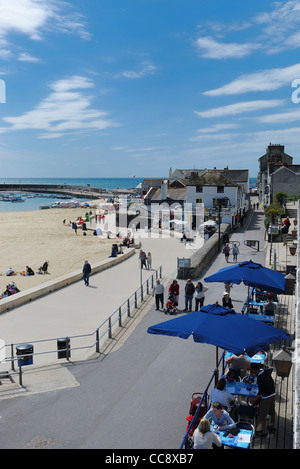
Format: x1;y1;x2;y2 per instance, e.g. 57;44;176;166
210;378;235;412
192;418;222;449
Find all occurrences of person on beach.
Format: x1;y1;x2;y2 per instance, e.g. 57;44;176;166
26;266;35;276
82;260;91;286
152;279;164;310
6;267;16;276
194;281;208;311
223;243;230;262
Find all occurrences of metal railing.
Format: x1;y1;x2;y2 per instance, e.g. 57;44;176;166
0;266;162;386
179;351;226;449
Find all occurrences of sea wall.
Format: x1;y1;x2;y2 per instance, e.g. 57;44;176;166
0;247;135;314
177;223;231;279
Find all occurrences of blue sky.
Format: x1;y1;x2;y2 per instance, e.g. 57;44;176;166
1;0;300;178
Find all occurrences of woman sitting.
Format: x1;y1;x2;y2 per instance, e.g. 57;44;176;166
203;402;236;431
209;378;235;412
192;418;222;449
222;292;234;310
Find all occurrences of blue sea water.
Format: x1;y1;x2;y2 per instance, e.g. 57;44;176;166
0;178;144;213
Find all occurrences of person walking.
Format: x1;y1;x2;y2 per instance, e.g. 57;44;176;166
195;282;208;311
152;279;164;310
139;250;147;269
232;243;239;262
82;260;91;286
146;252;152;270
223;243;230;262
183;279;195;312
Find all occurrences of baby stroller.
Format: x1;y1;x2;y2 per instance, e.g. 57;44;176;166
184;392;208;448
165;293;178;314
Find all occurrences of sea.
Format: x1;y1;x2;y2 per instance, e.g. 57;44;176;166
0;176;257;213
0;177;144;213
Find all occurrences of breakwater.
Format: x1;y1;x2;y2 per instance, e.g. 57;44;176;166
0;184;134;199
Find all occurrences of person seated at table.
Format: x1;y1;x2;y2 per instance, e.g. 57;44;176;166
255;288;265;302
264;297;277;314
221;370;240;383
203;402;236;431
192;418;222;449
210;378;235;412
225;351;251;378
222;292;234;310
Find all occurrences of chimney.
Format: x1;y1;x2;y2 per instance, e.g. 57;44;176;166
161;180;168;200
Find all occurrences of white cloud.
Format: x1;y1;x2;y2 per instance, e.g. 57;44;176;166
18;52;41;62
259;108;300;124
195;1;300;60
195;100;284;118
0;0;90;59
196;123;239;133
118;62;157;79
204;63;300;96
0;75;117;137
195;36;259;59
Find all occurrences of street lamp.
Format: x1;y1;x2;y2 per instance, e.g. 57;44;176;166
289;244;297;256
273;348;293;379
215;198;227;252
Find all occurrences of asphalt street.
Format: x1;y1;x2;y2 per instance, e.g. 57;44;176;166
0;206;267;449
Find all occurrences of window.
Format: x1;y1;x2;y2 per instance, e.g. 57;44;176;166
196;185;203;192
217;186;224;193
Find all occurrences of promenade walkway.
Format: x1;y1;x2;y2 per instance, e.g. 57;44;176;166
0;200;295;449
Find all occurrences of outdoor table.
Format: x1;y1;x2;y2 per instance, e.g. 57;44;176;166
246;313;275;324
226;381;258;398
211;425;252;449
225;351;265;364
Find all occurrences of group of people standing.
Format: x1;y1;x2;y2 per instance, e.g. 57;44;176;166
153;278;208;312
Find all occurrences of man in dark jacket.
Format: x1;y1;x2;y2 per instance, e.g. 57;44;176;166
82;260;92;286
250;364;276;437
183;279;195;312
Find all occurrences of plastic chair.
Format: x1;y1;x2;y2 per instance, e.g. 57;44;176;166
237;404;257;428
236;421;255;447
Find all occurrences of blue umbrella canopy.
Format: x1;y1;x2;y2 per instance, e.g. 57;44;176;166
147;304;289;356
204;260;286;294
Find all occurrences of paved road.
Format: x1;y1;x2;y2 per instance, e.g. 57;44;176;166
0;205;268;449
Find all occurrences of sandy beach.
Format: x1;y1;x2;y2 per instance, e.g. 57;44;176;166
0;203;117;296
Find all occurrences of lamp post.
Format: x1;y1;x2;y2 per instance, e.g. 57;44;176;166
273;348;293;379
216;198;227;253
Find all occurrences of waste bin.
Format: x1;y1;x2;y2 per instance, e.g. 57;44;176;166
16;344;33;366
57;337;71;359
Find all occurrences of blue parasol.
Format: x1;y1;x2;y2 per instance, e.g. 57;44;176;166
147;303;289;357
204;260;286;294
